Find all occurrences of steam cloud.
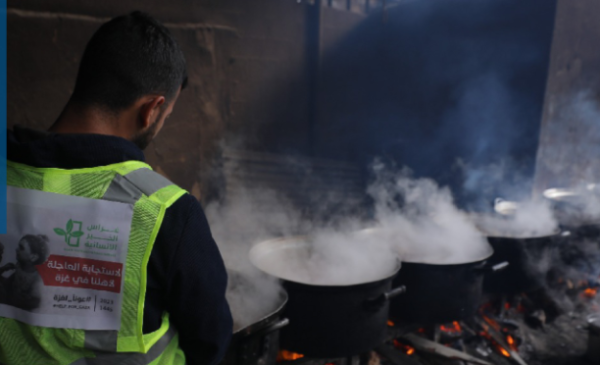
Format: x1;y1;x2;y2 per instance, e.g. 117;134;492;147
207;159;498;329
207;91;600;331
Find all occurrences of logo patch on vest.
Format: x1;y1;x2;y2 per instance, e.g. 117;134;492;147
0;186;133;330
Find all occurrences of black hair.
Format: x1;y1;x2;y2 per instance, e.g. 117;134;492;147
71;11;188;111
22;235;50;266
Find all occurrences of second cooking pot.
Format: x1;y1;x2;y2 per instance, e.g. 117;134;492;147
249;236;404;358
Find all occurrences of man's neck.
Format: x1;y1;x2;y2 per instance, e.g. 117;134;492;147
49;102;132;140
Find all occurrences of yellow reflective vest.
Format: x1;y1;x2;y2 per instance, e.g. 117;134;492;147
0;160;187;365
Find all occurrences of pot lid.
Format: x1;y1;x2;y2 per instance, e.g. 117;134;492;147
357;227;494;265
249;236;401;287
481;227;562;240
494;198;519;216
543;188;581;201
543;185;600;202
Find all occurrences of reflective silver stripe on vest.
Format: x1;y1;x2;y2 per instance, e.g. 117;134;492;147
122;168;173;197
84;168;174;352
102;174;144;204
103;168;173;204
84;330;118;352
71;327;177;365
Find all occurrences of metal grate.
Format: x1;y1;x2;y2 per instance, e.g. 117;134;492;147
220;149;365;216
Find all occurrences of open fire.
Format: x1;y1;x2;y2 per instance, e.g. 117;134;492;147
277;350;305;362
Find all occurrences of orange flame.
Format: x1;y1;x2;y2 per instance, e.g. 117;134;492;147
453;321;462;331
440;321;462;333
497;344;511;357
387;320;395;327
584;288;598;298
482;315;501;332
506;335;518;352
277;350;305;361
393;339;416;355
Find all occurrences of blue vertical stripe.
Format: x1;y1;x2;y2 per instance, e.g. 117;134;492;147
0;0;6;233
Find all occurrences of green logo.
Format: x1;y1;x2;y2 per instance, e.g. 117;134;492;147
54;219;84;247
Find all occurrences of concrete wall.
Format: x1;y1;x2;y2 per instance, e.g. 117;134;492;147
7;0;365;201
534;0;600;192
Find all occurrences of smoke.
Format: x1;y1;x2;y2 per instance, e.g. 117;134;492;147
207;148;600;336
207;155;499;329
205;188;305;331
474;199;558;238
366;161;491;264
208;92;600;330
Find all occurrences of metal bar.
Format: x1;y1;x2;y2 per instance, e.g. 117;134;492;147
475;317;529;365
400;333;494;365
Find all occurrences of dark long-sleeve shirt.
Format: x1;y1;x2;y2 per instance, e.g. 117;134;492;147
7;125;233;365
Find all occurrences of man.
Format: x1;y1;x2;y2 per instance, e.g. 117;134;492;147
1;11;232;365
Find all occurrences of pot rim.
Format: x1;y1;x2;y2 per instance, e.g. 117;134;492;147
249;236;402;287
482;227;562;240
233;290;289;335
358;227;494;265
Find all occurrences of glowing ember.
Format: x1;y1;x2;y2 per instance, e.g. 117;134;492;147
504;302;511;310
583;288;598;298
482;315;501;332
453;321;462;331
506;335;518;351
497;344;511;358
440;321;462;333
277;350;305;361
393;339;416;355
387;320;395;327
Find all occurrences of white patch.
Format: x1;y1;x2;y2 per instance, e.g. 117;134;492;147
0;186;133;330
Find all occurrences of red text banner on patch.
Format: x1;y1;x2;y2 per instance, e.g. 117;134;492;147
37;254;123;294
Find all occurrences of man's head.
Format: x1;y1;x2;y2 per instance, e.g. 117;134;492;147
68;11;187;149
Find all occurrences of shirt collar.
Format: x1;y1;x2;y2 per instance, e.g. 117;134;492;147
8;125;146;169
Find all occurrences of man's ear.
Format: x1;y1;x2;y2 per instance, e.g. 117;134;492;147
139;96;166;129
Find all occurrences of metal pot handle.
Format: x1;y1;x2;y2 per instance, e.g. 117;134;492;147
383;285;407;300
364;285;406;311
249;318;290;338
474;261;509;273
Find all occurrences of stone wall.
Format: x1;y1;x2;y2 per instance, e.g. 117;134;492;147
7;0;365;201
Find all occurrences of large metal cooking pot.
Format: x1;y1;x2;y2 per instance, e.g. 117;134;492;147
351;227;503;324
483;230;562;294
389;238;503;324
543;187;600;228
587;313;600;363
391;260;506;324
249;236;404;358
221;271;289;365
